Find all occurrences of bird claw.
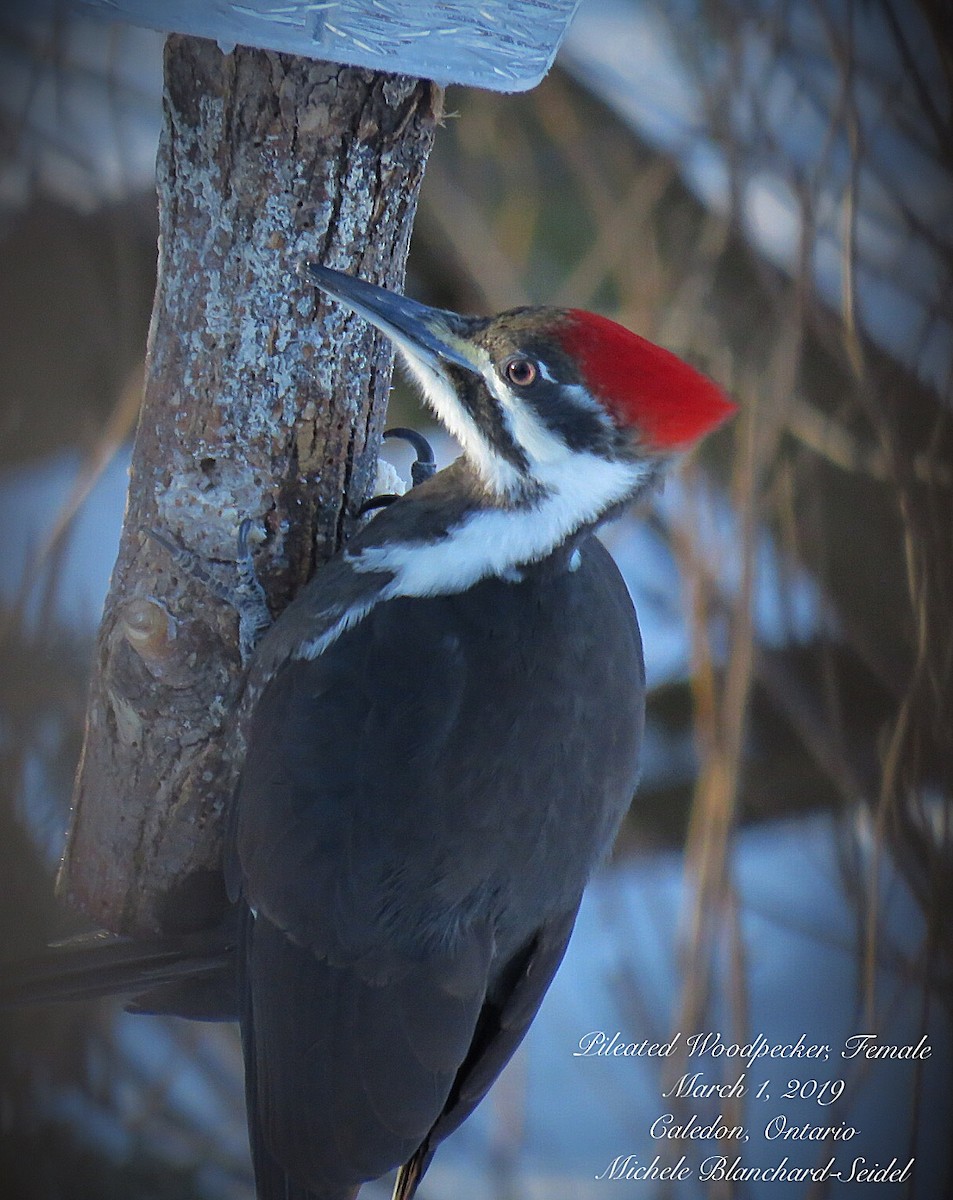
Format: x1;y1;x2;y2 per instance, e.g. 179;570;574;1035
358;428;436;518
144;521;272;665
384;427;436;486
234;518;272;662
147;430;435;656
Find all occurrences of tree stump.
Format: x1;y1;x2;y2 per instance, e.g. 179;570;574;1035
58;35;443;935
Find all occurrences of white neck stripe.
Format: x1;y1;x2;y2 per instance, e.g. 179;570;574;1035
486;372;575;467
394;340;522;497
348;452;645;598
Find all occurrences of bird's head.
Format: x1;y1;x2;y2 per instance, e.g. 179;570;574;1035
301;263;734;510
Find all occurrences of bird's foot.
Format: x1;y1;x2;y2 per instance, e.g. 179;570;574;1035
233;518;272;661
385;427;436;486
145;520;271;665
359;427;436;516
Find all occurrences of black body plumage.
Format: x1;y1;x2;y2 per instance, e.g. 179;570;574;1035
230;471;645;1198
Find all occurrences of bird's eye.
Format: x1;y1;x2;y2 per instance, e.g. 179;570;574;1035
503;357;538;387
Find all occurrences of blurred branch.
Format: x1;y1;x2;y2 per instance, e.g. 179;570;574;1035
419;157;530;310
671;393;759;1054
0;364;141;648
881;0;953;172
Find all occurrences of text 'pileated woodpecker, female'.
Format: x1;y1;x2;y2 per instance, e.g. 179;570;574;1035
9;266;735;1200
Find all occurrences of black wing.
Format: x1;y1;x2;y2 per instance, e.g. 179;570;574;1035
393;902;580;1200
230;600;497;1198
239;903;494;1200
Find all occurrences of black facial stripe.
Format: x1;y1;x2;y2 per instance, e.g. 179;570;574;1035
520;380;616;454
448;365;531;474
476;318;624;460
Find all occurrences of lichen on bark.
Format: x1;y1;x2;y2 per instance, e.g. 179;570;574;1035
59;35;443;935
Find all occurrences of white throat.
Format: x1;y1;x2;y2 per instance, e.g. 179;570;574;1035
348;451;647;598
394;340;524;497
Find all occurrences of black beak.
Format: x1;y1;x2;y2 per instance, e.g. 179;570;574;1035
299;261;478;375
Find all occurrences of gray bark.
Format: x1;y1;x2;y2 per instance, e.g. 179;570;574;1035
58;35;443;935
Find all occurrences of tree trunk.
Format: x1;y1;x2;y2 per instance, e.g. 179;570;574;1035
58;35;443;936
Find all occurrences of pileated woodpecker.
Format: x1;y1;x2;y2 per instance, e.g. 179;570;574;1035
6;267;734;1200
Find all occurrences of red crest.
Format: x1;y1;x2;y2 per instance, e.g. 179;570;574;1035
560;310;735;450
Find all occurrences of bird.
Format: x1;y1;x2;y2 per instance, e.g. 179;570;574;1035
3;265;734;1200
